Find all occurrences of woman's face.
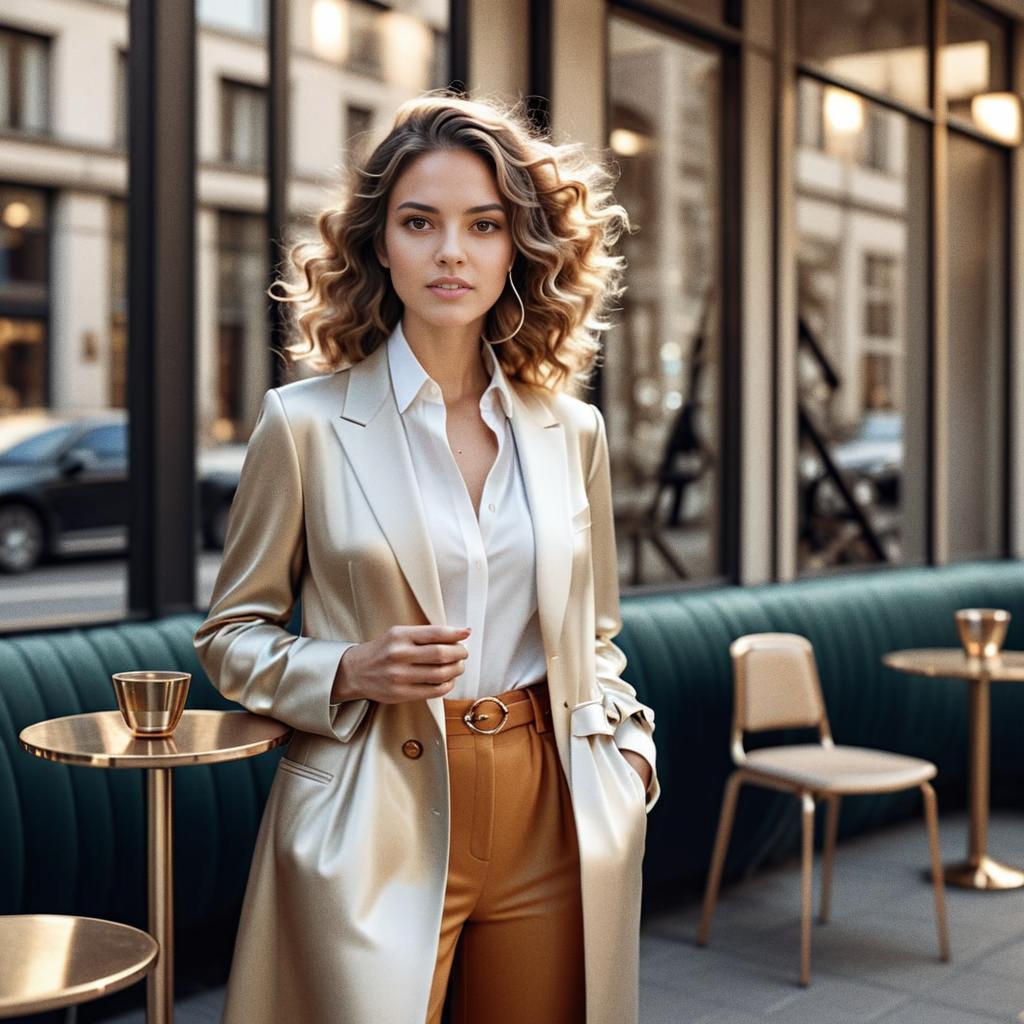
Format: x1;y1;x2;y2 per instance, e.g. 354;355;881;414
376;148;514;338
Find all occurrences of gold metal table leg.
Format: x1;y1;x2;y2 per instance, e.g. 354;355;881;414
147;767;174;1023
944;676;1024;890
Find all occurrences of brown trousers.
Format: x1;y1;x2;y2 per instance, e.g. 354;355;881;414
426;682;586;1024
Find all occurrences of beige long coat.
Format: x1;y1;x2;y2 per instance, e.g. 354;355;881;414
193;338;660;1024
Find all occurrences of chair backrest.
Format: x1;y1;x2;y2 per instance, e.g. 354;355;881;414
729;633;831;761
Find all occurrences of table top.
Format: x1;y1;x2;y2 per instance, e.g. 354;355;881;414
0;914;157;1017
883;648;1024;681
19;709;292;768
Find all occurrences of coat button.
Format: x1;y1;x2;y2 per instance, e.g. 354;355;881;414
402;739;423;759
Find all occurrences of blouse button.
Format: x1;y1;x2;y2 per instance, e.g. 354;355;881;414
488;503;496;513
402;739;423;759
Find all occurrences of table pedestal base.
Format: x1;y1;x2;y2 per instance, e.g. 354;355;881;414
944;855;1024;890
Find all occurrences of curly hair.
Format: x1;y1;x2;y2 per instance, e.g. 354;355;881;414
269;90;632;393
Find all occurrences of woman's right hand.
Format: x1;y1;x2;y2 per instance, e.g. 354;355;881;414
331;625;471;704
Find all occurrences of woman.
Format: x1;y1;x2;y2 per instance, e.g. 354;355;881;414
193;91;659;1024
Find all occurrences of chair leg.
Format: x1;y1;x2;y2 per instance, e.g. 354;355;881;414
921;782;951;962
697;771;743;946
799;792;815;986
819;794;841;924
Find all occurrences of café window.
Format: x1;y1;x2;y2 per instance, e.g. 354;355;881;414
606;13;724;587
0;27;49;135
795;79;929;572
221;79;267;168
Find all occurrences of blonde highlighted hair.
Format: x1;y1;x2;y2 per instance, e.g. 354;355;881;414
269;90;632;393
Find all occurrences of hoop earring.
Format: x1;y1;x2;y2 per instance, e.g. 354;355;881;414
481;270;525;345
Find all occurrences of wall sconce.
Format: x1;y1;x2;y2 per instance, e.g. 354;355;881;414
609;128;648;156
311;0;348;63
823;86;864;136
970;91;1022;146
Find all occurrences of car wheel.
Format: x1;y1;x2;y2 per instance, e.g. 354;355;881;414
0;503;45;573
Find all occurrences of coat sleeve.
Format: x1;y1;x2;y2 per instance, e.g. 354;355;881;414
585;402;660;810
193;388;370;742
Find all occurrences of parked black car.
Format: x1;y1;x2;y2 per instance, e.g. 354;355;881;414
0;411;244;573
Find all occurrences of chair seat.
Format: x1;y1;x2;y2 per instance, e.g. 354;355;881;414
743;743;936;794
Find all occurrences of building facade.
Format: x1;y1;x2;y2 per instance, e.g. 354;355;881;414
1;0;1022;629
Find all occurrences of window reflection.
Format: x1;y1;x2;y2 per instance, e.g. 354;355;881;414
606;16;721;587
795;77;929;572
0;27;50;135
0;186;48;411
798;0;929;110
946;133;1006;560
221;80;267;168
196;0;450;607
942;1;1016;143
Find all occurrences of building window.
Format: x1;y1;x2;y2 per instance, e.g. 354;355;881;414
198;0;266;36
213;211;267;444
0;27;50;135
344;103;374;165
221;79;267;168
109;199;127;408
863;253;897;340
114;50;128;150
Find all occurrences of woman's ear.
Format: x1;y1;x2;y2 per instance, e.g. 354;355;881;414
374;236;389;269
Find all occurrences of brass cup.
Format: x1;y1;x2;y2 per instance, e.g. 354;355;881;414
955;608;1011;661
111;671;191;737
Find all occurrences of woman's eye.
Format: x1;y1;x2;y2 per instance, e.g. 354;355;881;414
405;216;429;229
475;220;501;233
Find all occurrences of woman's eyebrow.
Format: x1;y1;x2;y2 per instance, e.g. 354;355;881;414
396;201;505;214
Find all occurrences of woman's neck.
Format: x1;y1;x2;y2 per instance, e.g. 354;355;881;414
402;317;490;404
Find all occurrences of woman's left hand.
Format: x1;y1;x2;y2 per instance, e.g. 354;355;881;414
620;749;652;795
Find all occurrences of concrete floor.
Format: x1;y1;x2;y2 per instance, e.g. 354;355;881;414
101;810;1024;1024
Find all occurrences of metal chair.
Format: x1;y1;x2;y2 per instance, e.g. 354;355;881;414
697;632;950;986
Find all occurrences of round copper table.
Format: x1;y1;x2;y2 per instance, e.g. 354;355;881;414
0;914;157;1018
19;710;291;1024
883;648;1024;890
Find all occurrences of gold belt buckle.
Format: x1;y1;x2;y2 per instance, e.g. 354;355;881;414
463;696;510;735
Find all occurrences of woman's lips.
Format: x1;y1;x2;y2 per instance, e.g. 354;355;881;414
428;285;471;298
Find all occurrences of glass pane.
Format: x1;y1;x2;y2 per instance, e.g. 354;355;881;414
943;1;1015;143
606;15;722;586
196;0;451;607
946;133;1006;560
195;12;270;604
19;36;48;133
198;0;267;36
0;7;130;628
795;77;930;573
798;0;929;110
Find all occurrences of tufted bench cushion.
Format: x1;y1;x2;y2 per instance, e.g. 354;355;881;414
620;560;1024;896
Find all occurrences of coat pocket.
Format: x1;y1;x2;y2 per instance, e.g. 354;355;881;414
278;756;334;785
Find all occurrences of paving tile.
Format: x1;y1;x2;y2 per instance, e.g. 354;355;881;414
977;938;1024;980
640;979;721;1024
760;972;909;1023
925;967;1024;1020
874;999;1009;1024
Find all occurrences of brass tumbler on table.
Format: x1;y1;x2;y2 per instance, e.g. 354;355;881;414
955;608;1011;661
112;671;190;737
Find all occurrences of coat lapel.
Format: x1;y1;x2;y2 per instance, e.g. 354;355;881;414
329;343;447;630
508;383;573;658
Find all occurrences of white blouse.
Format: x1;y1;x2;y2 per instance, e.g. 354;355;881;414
386;321;548;700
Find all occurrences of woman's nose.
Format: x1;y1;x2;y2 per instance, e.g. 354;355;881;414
436;228;466;265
